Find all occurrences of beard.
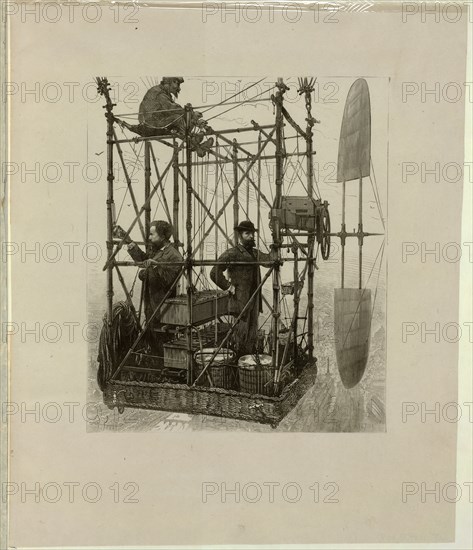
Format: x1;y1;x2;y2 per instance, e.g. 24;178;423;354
148;238;164;252
243;238;255;249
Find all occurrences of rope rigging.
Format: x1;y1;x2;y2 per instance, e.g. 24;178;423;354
200;77;268;114
95;75;385;400
339;237;386;354
369;157;385;230
206;85;277;122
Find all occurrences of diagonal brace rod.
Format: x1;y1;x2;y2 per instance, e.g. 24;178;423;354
112;128;147;242
111;266;185;380
176;166;234;250
192;266;274;386
102;153;180;271
149;143;173;225
191;127;276;258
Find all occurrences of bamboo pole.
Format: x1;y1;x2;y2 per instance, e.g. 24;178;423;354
256;131;263;348
173;139;181;293
102;155;176;271
143;141;152;338
190;127;276;258
112;128;146;242
292;244;299;371
256;132;262;262
185;105;194;385
114;265;140;327
276;261;310;385
215;132;254;158
176;151;313;168
173;138;180;245
114;259;279;267
305;96;315;362
149;144;172;225
214;139;219;344
189;185;234;249
111;267;186;380
246;156;250;216
144;142;151;236
270;80;286;376
192;267;274;386
106;105;115;322
175;164;234;252
110;123;276;144
232;140;239;245
199;149;273;209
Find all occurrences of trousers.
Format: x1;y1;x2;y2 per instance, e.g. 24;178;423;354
232;299;260;357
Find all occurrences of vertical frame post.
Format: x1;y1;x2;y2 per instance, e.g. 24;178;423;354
270;79;286;379
173;138;180;244
232;139;239;245
105;99;115;322
292;243;299;371
306;113;315;362
173;138;181;294
144;142;151;238
185;105;194;385
257;132;262;249
143;141;152;330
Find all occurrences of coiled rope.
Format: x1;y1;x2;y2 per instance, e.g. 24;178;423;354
97;301;139;390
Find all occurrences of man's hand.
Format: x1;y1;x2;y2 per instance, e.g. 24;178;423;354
192;111;204;126
112;224;132;244
228;284;236;295
139;259;158;268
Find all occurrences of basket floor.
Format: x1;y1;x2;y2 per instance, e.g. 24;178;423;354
103;361;317;427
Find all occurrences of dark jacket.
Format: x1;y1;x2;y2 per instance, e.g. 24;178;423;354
138;84;201;134
128;241;184;320
138;84;185;133
210;244;271;316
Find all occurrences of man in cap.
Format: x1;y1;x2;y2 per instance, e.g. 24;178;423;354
138;77;187;134
119;77;213;157
210;220;272;357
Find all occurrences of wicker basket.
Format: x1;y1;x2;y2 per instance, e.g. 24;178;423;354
194;348;237;390
103;359;318;427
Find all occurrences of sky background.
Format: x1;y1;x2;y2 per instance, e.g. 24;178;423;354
86;75;388;304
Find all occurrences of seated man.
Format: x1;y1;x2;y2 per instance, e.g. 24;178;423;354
210;220;272;357
119;77;213;157
138;77;187;135
113;220;184;356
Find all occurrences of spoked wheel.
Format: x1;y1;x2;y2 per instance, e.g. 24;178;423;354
320;207;331;260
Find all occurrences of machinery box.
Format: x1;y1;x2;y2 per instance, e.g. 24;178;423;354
160;290;229;326
280;196;316;231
